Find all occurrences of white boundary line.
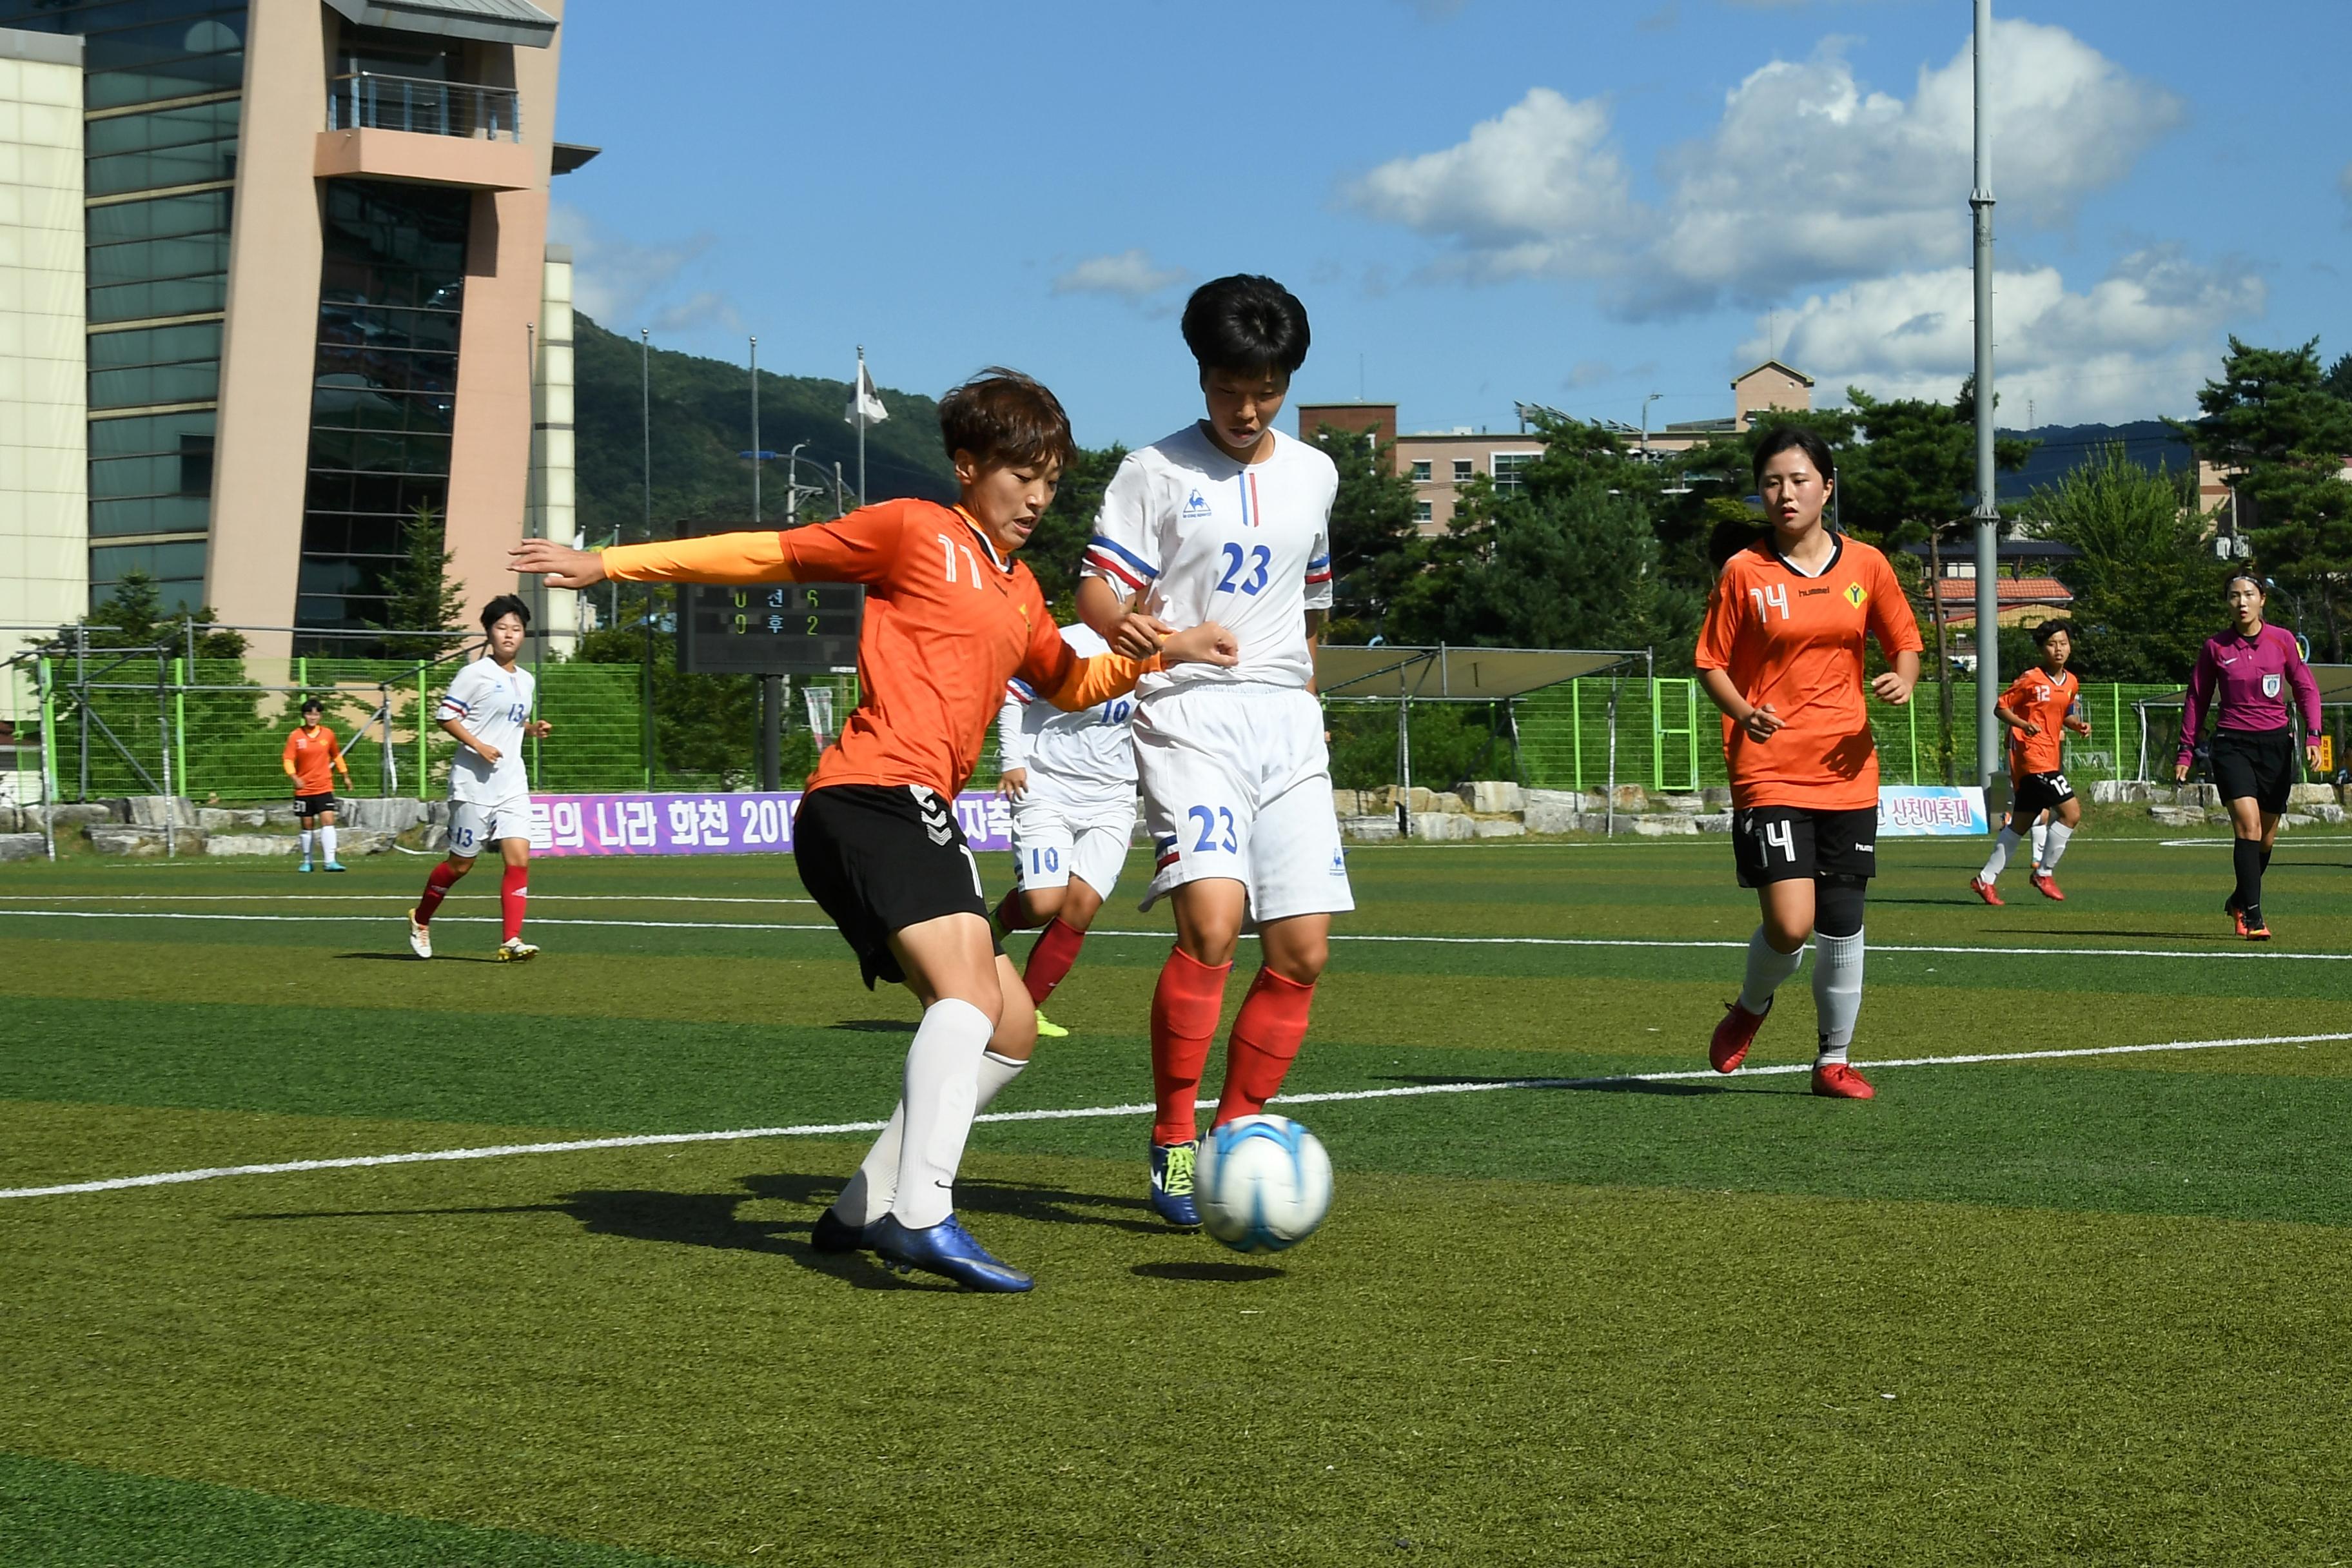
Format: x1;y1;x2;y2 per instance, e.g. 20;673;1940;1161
5;1030;2346;1203
2159;836;2352;847
0;905;2342;961
0;894;819;905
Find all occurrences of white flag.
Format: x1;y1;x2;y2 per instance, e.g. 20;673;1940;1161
845;360;888;426
802;684;836;745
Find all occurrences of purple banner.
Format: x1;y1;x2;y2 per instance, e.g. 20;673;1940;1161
524;791;1014;858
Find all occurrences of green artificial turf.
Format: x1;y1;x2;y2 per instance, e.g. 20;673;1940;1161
2;833;2349;1564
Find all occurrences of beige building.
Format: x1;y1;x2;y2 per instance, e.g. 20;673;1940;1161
1299;360;1816;536
0;0;585;657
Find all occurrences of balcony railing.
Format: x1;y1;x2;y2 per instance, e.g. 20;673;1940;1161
328;73;522;142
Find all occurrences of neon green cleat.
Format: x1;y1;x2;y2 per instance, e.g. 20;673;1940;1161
1034;1012;1070;1039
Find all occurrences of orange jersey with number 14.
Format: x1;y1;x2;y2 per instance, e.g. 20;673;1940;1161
2002;665;2076;777
1695;535;1924;811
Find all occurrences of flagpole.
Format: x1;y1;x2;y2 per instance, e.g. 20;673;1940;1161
856;344;868;508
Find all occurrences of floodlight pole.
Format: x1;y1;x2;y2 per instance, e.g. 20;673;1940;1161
1970;0;2000;792
752;335;782;792
640;326;656;790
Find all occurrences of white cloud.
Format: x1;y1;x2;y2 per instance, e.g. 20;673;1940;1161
1051;248;1186;301
1343;19;2182;313
548;202;732;331
1750;250;2263;424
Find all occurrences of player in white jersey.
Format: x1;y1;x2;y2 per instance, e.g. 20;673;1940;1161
992;620;1140;1037
1077;273;1353;1230
406;595;551;962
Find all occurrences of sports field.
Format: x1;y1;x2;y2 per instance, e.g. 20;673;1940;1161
3;823;2349;1565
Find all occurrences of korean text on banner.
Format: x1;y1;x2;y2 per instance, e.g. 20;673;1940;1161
1878;785;1988;837
525;792;1014;857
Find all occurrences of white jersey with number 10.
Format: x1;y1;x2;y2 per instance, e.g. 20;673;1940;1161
1084;422;1335;700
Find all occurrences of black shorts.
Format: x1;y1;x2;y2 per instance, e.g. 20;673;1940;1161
1732;805;1877;888
792;783;1003;990
2010;769;2076;823
294;792;338;819
2210;729;2297;814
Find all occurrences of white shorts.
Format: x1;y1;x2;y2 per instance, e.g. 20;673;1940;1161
1133;682;1353;921
1010;791;1136;899
448;796;529;856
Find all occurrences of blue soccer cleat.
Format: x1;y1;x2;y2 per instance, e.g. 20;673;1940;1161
1149;1139;1202;1230
297;861;313;873
322;861;348;874
810;1206;881;1253
872;1213;1033;1293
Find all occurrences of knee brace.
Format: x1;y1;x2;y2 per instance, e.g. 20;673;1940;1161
1815;875;1867;938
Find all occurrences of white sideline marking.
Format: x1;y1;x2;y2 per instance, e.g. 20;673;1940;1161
0;905;2342;961
2159;836;2352;848
0;894;819;906
5;1030;2347;1203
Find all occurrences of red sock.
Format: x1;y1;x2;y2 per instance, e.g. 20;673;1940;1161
994;888;1034;934
1213;968;1317;1128
415;861;461;925
1150;947;1231;1146
1023;918;1086;1005
500;863;528;941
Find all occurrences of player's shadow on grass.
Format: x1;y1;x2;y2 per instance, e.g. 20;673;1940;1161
1131;1260;1284;1284
335;951;501;965
741;1171;1171;1239
829;1019;918;1034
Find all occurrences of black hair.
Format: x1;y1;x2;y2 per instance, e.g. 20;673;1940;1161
2223;572;2264;598
480;594;531;632
299;698;323;716
1180;274;1311;377
1750;425;1838;489
937;368;1077;471
2031;618;2077;647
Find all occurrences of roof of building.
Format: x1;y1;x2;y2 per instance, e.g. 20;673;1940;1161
1732;358;1816;389
324;0;557;47
1930;576;2073;605
0;26;83;66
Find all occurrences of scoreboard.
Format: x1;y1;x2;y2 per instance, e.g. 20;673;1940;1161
675;579;863;676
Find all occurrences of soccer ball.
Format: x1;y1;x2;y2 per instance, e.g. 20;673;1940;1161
1195;1115;1333;1254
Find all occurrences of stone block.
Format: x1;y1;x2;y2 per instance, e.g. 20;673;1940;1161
2147;805;2205;828
1330;789;1360;818
1701;787;1734;809
1611;785;1649;812
0;805;16;832
2308;803;2346;824
1470;818;1525;838
342;797;429;832
1525;788;1594;813
1427;790;1467;814
2174;784;2220;808
85;825;205;856
1523;801;1584;835
1661;793;1707;815
27;803;113;829
2090;780;2151;804
1694;812;1734;834
124;796;197;827
2288;783;2337;808
1465;780;1524;814
1633;814;1700;836
204;833;299;857
197;807;268;830
1339;814;1400;843
262;805;302;826
1410;811;1475;841
0;833;45;861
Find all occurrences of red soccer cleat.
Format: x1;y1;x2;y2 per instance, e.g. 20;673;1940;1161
1710;997;1770;1073
1811;1062;1876;1100
2224;896;2249;939
1969;876;2004;906
2244;917;2272;943
2030;871;2065;902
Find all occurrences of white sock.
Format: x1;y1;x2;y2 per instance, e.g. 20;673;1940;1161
2041;821;2074;872
320;824;338;863
1738;926;1805;1014
887;1000;996;1231
836;1048;1028;1228
299;828;313;861
2030;821;2048;867
1812;928;1865;1064
1980;827;2021;883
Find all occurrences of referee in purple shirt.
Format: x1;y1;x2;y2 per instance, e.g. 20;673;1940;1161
2175;573;2324;941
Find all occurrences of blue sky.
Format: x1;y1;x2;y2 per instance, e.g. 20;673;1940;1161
550;0;2348;446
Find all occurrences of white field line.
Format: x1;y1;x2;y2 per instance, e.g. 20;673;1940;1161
0;894;819;905
2159;836;2352;848
5;1030;2346;1204
0;905;2342;962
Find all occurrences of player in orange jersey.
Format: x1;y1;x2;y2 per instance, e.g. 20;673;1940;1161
281;698;353;872
512;369;1235;1293
1695;427;1923;1101
1972;620;2092;905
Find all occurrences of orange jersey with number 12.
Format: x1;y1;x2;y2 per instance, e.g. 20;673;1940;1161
2002;665;2076;777
1695;535;1924;811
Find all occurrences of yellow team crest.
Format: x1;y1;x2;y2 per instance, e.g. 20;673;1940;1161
1842;582;1868;609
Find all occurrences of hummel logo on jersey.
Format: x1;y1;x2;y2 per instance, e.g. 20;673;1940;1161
1181;489;1213;520
1843;582;1868;609
912;786;956;846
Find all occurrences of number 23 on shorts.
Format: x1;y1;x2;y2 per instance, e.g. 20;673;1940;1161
1188;805;1238;854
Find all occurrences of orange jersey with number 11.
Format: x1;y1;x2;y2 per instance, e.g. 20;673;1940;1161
1695;535;1924;811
